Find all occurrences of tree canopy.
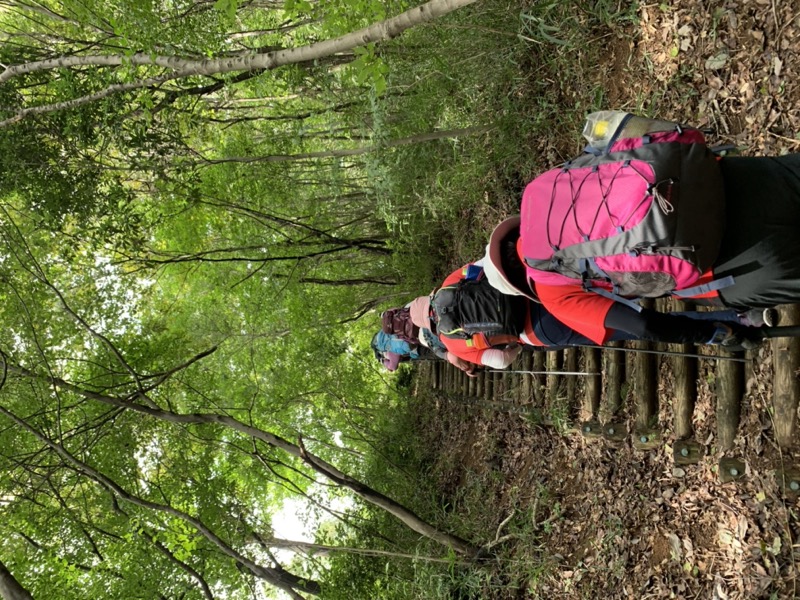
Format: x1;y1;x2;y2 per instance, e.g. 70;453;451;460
0;0;500;597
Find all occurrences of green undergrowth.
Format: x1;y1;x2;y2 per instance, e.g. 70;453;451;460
326;1;643;598
372;0;641;290
337;2;640;598
323;385;562;600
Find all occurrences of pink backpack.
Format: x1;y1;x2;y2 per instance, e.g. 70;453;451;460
519;114;729;304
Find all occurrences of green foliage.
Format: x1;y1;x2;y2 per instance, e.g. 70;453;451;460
0;0;643;597
350;45;390;94
213;0;240;23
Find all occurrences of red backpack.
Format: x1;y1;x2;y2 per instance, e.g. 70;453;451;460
380;307;419;345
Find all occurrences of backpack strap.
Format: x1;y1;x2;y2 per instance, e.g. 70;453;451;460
586;285;643;313
672;275;736;298
576;256;644;313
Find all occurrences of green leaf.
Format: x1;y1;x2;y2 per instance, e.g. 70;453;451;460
213;0;238;21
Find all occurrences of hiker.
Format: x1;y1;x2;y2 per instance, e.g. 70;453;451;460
485;218;772;354
373;306;448;371
504;111;792;349
409;258;758;374
370;330;420;372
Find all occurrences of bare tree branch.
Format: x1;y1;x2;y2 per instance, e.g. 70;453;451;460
1;358;479;556
0;404;319;599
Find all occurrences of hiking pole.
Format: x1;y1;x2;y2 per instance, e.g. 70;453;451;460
489;369;600;377
581;344;750;363
761;325;800;339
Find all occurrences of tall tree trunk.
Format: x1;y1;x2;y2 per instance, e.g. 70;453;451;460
256;534;456;563
0;0;478;81
0;0;481;126
0;560;33;600
4;362;480;557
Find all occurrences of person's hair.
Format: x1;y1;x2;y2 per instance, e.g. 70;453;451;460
500;230;528;292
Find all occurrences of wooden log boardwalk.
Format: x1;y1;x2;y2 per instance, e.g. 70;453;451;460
414;303;800;496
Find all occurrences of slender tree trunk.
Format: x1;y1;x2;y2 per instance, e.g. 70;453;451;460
257;535;457;564
3;362;480;557
0;0;478;82
0;560;33;600
0;0;480;126
195;126;491;165
0;404;319;599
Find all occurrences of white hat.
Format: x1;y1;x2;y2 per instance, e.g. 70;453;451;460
482;216;538;301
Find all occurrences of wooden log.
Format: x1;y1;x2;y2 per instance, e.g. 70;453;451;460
532;351;545;402
519;352;533;403
715;348;743;453
604;342;626;418
719;457;745;483
625;346;636;396
564;348;578;404
581;347;602;437
546;350;562;402
426;362;436;389
671;301;697;441
474;370;485;398
633;309;663;450
775;466;800;499
462;369;470;396
633;429;662;450
634;340;658;434
584;347;601;419
431;361;441;389
602;342;628;442
483;365;493;400
633;299;658;440
466;367;477;397
494;370;507;402
673;345;697;440
603;421;628;442
772;304;800;449
674;440;704;465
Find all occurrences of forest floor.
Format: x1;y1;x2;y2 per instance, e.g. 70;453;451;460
414;344;796;599
412;2;800;599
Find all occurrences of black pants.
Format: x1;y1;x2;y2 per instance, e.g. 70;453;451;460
714;155;800;309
